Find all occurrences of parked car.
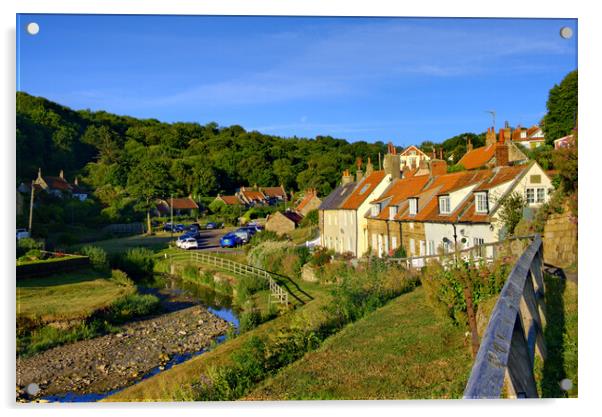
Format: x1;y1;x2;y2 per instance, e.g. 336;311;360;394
16;228;30;240
188;223;201;232
174;224;185;232
163;222;173;232
220;233;242;248
205;222;218;230
180;237;199;250
233;229;252;243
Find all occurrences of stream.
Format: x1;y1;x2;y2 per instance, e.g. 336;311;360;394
35;275;240;403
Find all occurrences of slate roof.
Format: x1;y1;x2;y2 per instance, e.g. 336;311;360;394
339;171;386;210
319;182;357;210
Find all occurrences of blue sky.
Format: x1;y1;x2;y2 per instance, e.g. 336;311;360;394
16;15;577;146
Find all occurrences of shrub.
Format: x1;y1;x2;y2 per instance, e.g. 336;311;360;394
246;230;284;249
111;269;134;287
309;247;332;267
239;308;262;333
326;261;418;325
111;247;155;281
421;259;512;327
79;245;109;271
497;192;527;237
106;293;161;324
17;238;44;258
247;241;309;279
299;209;318;227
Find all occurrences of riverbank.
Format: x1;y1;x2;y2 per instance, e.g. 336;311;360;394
16;304;230;402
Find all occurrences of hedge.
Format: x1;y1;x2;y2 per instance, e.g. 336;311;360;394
16;256;90;279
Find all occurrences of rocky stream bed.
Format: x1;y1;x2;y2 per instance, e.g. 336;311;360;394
16;279;235;402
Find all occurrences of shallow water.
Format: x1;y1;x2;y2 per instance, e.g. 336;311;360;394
42;276;239;403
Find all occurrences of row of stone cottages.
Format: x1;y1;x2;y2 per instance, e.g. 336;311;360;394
318;127;553;259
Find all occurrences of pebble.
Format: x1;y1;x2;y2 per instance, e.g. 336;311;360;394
16;305;229;401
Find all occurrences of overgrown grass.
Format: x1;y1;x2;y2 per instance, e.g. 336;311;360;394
247;287;473;400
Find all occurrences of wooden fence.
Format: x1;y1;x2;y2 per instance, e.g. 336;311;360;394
463;234;546;398
167;251;289;307
384;235;535;270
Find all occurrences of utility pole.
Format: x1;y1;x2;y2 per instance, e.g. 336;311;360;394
28;180;34;233
170;194;174;240
485;110;496;131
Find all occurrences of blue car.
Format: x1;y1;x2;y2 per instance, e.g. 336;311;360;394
220;233;242;248
206;222;218;230
174;224;185;232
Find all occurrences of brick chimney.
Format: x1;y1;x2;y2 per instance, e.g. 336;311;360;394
430;160;448;176
466;136;473;152
402;164;410;178
495;137;509;167
383;142;401;179
439;147;443;160
342;169;354;185
365;157;374;176
356;157;363;182
486;127;496;146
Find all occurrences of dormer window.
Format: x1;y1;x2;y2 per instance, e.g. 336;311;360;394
389;205;397;220
475;192;489;214
371;204;380;217
439;196;451;214
409;198;418;215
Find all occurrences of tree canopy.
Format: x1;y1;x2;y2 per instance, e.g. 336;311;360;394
542;70;578;144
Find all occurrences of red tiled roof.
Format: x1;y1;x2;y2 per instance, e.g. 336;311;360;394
261;186;286;198
339;171;386;210
473;165;526;191
296;191;319;212
219;195;242;205
400;145;429;158
239;189;266;202
43;176;72;191
369;175;431;220
169;197;199;210
456;144;496;170
396;170;490;222
527;125;541;137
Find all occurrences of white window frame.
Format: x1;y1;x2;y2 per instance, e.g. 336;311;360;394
371;205;380;217
409;198;418;215
475;192;488;214
389;205;397;220
526;188;535;204
439;196;451;214
427;240;435;256
536;188;545;203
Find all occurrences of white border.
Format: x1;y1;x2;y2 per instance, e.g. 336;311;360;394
3;1;600;416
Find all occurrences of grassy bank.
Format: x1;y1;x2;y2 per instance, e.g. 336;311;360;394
17;268;161;357
246;286;472;400
17;269;134;322
534;275;578;398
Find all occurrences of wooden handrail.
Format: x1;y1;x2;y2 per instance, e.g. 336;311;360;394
463;234;546;399
168;251;290;307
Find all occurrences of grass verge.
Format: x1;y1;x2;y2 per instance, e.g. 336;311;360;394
246;286;472;400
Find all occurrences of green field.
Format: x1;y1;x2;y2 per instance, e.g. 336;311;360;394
71;233;174;255
246;286;472;400
17;269;135;322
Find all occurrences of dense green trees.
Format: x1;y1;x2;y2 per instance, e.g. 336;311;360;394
542;70;578;144
16;92;391;223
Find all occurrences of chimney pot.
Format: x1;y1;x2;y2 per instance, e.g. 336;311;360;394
430;160;448;177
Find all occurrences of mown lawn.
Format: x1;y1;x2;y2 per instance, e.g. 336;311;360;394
71;233;174;255
246;286;473;400
17;269;135;322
